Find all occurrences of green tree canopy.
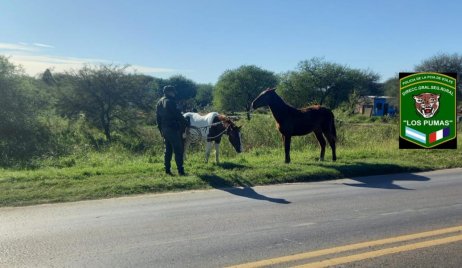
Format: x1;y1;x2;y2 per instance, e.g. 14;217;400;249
195;83;214;109
383;76;399;106
157;75;197;100
56;65;155;142
41;68;57;86
214;65;278;119
156;75;198;111
278;58;380;109
0;56;51;165
415;53;462;103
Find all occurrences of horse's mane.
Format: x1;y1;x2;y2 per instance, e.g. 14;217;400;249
300;105;322;112
217;114;228;122
217;114;235;126
272;92;318;115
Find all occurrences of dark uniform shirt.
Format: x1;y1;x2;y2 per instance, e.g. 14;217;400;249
156;96;187;131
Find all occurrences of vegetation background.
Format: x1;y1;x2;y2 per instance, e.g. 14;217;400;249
1;53;461;206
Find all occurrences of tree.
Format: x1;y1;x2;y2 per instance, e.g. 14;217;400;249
383;76;399;106
118;74;159;131
278;58;380;109
214;65;278;119
0;56;51;165
156;75;198;111
165;75;197;100
41;68;57;86
57;65;154;142
415;53;462;103
195;83;214;109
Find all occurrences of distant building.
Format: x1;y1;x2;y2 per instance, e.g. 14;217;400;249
356;96;397;116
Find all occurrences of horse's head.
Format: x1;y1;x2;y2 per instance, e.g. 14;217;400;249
251;88;276;110
219;115;243;153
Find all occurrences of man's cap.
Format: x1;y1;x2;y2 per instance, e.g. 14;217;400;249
163;85;176;94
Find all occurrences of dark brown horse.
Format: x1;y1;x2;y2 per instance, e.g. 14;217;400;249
251;88;337;163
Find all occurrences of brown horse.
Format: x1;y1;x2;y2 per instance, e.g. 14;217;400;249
251;88;337;163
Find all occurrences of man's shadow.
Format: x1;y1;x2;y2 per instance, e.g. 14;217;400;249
198;173;291;204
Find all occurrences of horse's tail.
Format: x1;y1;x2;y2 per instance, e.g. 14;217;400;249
330;111;337;141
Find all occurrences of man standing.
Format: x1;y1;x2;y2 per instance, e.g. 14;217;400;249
156;85;189;175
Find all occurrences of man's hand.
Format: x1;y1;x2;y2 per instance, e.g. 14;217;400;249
182;128;189;139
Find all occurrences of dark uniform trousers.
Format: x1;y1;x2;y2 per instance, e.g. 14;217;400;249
161;127;184;173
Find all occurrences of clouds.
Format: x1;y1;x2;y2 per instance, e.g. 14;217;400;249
0;42;37;52
32;43;55;49
0;42;177;77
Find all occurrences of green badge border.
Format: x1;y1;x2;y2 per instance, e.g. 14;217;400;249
399;72;457;148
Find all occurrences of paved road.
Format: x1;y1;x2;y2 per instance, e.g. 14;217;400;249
1;168;461;267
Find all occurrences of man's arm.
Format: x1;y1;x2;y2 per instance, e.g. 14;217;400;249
155;101;163;135
165;99;188;126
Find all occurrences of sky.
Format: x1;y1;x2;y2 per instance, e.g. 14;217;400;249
1;0;461;84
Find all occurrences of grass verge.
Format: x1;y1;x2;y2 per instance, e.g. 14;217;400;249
1;133;461;207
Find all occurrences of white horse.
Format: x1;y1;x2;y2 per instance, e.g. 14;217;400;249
183;112;242;163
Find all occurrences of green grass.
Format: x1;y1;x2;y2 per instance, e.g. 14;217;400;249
1;118;461;207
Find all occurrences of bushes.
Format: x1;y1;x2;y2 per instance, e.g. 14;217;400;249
111;125;164;154
0;56;399;168
0;58;53;166
0;118;51;167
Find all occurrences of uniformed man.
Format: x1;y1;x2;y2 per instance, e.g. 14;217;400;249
156;85;189;175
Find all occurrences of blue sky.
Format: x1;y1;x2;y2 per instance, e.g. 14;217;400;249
1;0;460;83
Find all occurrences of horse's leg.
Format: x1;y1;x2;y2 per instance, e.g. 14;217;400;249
283;135;292;163
214;142;220;164
314;130;326;161
205;142;212;163
324;132;337;161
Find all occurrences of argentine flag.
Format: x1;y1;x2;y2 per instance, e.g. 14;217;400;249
405;126;426;143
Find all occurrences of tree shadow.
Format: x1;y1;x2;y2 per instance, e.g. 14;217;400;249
198;174;291;204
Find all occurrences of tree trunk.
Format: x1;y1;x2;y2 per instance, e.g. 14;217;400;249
246;104;251;120
104;124;111;142
101;110;111;142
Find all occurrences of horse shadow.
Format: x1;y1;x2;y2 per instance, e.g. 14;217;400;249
216;162;247;170
344;173;431;190
198;174;291;204
321;162;431;190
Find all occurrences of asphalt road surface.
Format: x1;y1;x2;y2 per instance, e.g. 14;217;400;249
1;168;461;267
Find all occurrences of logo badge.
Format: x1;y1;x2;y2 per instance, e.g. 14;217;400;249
413;93;440;118
400;72;457;149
